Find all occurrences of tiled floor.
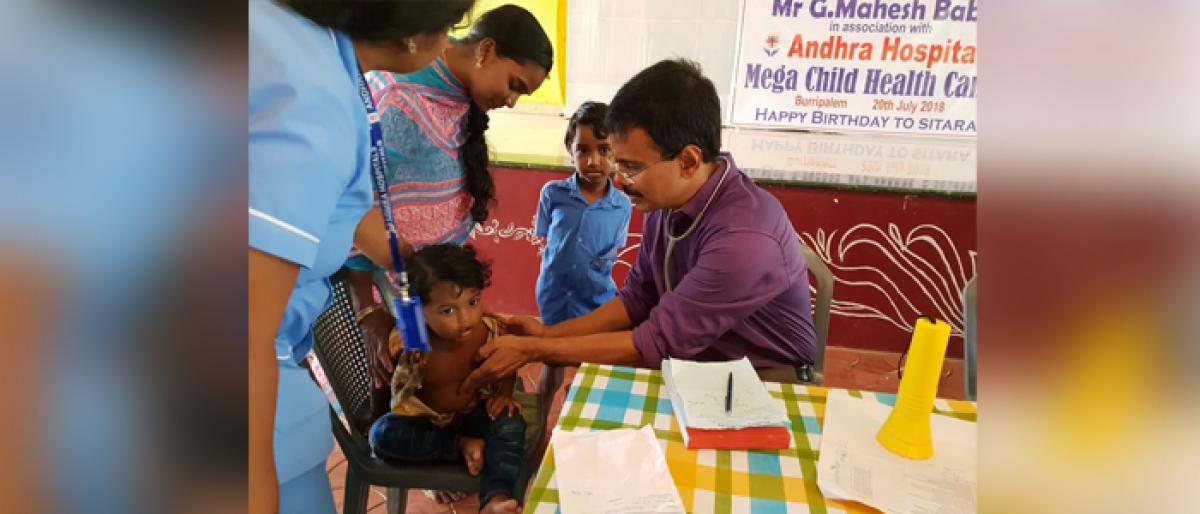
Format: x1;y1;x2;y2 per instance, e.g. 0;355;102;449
328;346;967;513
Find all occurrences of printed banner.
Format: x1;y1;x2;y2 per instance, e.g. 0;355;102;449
728;0;977;136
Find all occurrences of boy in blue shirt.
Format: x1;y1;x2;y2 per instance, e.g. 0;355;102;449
533;101;632;415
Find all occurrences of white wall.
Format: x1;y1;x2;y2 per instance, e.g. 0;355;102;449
563;0;742;121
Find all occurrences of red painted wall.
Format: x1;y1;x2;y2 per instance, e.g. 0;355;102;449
473;166;976;357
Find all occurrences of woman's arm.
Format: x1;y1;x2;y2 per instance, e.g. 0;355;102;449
347;268;380;312
249;249;301;514
0;255;54;512
347;269;397;394
353;208;414;270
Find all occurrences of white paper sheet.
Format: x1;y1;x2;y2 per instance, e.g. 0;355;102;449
552;425;686;514
816;390;977;514
662;357;790;430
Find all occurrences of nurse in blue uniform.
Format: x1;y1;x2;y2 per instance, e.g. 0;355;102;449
249;1;474;512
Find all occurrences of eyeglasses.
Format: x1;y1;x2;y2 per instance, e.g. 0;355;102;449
615;158;674;181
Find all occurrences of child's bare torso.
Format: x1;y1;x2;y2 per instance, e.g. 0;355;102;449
415;322;490;414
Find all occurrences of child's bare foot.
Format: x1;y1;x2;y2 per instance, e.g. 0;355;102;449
481;494;521;514
421;489;468;504
458;436;485;476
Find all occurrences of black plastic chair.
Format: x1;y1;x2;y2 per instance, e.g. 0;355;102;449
311;270;544;513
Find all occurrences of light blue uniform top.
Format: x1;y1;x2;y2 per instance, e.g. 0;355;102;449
249;0;372;487
535;175;632;325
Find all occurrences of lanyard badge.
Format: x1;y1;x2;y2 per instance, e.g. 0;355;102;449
352;56;431;354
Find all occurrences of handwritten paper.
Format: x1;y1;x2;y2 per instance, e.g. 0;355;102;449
816;389;977;514
662;357;790;429
551;425;686;514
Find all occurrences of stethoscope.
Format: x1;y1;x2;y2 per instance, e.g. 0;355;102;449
661;161;731;291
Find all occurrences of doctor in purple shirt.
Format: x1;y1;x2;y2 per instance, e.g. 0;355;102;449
462;59;816;392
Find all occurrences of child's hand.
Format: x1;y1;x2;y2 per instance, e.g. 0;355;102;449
486;394;524;420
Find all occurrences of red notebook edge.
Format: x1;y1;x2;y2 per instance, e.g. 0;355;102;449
684;424;792;450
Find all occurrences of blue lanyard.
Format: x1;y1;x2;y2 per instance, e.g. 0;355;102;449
339;30;430;352
353;69;408;285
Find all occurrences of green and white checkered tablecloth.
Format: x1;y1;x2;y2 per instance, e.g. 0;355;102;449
526;363;977;514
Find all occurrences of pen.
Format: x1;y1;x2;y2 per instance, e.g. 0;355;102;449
725;371;733;414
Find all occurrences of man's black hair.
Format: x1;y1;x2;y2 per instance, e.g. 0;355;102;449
605;59;722;162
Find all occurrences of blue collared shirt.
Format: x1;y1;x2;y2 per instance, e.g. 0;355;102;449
249;0;372;487
535;175;632;325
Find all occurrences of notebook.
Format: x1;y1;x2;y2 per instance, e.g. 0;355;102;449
662;357;792;450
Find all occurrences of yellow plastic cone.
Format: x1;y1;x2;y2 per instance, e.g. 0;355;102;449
876;316;952;460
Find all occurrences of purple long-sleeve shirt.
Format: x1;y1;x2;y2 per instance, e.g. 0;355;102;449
619;152;817;369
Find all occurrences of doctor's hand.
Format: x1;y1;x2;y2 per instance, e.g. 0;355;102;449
480;306;546;336
481;306;541;335
460;335;533;394
497;314;547;337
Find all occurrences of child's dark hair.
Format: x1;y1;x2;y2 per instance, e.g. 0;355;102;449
605;59;722;163
406;244;492;303
286;0;474;44
458;4;555;223
563;101;610;150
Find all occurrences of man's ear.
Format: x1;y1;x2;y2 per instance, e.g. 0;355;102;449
677;145;704;178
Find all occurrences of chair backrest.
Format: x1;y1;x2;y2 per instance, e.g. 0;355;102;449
801;243;833;375
311;270;375;435
962;277;977;401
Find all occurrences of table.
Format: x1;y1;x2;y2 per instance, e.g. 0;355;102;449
525;363;977;514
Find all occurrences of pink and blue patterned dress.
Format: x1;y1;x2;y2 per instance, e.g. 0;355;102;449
347;58;476;270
